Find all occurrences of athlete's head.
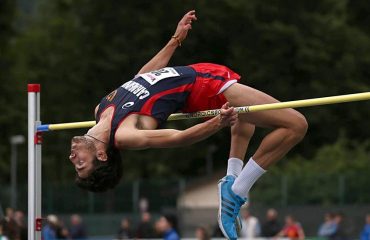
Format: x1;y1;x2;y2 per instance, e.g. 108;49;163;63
69;136;122;192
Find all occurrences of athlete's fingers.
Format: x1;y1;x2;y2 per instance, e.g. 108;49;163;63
229;114;238;121
191;13;197;21
228;113;238;127
222;102;230;109
226;115;238;127
221;110;236;126
184;14;196;28
220;107;231;116
220;105;234;119
231;114;239;123
188;11;197;21
219;107;238;127
187;10;196;18
182;10;196;25
224;107;235;115
231;109;238;118
186;10;195;15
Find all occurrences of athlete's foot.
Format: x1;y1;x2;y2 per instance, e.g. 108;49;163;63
218;175;247;240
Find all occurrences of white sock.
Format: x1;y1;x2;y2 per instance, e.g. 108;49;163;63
231;158;266;198
226;158;244;177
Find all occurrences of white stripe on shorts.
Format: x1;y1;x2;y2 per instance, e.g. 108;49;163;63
217;80;237;95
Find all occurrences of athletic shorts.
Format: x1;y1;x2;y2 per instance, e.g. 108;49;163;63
182;63;241;113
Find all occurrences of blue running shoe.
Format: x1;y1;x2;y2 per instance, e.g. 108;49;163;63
218;175;246;240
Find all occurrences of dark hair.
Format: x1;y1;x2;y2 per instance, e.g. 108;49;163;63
163;214;178;231
196;226;210;240
75;146;122;192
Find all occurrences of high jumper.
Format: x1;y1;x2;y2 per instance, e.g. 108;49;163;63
68;10;307;239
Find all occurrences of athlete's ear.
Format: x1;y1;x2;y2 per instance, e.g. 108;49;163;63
96;150;108;161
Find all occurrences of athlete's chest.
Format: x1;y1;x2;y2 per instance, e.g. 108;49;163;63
117;114;158;131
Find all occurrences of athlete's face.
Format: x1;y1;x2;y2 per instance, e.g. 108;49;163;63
69;136;97;178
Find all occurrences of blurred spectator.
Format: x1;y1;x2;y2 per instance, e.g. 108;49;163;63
14;210;27;240
69;214;87;239
360;214;370;240
155;214;179;240
42;215;59;240
117;218;133;239
318;212;337;238
276;215;305;240
139;197;149;213
0;222;9;240
136;212;154;238
261;208;282;237
0;208;17;239
195;226;210;240
239;208;260;238
329;212;349;240
57;220;70;239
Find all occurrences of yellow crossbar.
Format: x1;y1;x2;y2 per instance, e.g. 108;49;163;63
48;121;96;131
43;92;370;131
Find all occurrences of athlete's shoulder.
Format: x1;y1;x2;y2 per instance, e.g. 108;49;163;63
94;104;100;118
172;65;196;74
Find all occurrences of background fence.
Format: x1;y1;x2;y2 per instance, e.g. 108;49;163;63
1;174;370;214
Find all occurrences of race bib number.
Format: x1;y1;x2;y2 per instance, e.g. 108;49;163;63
139;67;180;85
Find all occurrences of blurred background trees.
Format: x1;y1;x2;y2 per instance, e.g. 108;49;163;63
0;0;369;201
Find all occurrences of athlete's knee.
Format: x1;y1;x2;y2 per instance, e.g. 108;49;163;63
232;121;255;139
289;113;308;141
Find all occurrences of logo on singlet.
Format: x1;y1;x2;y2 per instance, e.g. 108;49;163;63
122;102;134;109
106;90;117;102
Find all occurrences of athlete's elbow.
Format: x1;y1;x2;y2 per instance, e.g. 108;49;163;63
115;139;126;149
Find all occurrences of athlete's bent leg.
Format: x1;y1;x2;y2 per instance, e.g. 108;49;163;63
224;83;308;169
218;83;307;239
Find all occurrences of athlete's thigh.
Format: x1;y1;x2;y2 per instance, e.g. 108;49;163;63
223;83;305;128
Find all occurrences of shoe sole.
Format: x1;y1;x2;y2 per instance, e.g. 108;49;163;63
217;179;232;240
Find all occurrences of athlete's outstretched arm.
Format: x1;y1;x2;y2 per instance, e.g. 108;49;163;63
137;10;197;74
116;103;237;149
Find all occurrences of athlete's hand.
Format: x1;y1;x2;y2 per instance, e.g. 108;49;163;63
173;10;197;43
218;102;238;127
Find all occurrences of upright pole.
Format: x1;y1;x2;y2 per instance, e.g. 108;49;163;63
28;84;41;240
35;86;42;240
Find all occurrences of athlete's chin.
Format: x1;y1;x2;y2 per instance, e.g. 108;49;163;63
77;172;89;179
77;174;86;179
